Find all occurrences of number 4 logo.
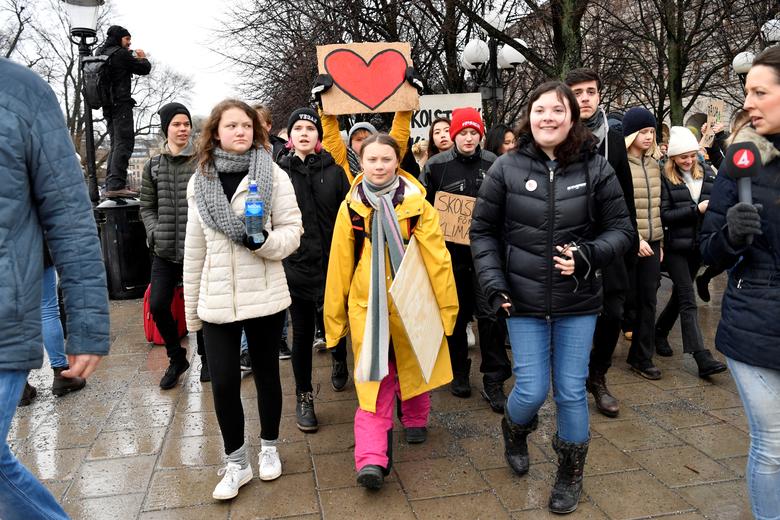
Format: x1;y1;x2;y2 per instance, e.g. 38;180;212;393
734;149;755;168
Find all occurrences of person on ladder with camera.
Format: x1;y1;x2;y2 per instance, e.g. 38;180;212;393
95;25;151;198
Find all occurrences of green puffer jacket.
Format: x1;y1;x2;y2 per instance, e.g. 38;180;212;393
140;140;196;263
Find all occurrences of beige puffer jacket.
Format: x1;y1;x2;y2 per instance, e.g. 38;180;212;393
628;153;663;244
183;165;303;331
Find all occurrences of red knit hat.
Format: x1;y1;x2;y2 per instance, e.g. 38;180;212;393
449;107;485;140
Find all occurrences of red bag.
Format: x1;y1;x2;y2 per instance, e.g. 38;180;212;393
143;284;188;345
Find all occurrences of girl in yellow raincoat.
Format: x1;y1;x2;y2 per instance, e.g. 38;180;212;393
324;134;458;490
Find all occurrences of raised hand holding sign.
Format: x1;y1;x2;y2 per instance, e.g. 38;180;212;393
316;42;421;115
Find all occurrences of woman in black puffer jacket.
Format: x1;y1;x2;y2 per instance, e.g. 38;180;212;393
470;81;632;515
654;126;726;378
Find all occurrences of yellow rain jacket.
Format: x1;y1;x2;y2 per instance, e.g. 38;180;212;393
320;111;413;184
324;171;458;413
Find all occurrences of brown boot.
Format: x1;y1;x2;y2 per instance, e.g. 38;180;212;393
586;371;619;418
52;366;86;397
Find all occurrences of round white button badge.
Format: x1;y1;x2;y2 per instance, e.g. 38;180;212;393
525;179;537;192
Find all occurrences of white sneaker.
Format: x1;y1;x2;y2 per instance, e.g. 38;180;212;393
212;462;253;500
258;445;282;481
466;325;476;347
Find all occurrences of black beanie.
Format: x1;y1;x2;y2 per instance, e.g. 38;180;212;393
106;25;131;45
287;108;322;140
157;102;191;137
622;107;657;137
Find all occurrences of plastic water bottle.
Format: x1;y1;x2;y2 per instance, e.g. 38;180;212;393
245;181;265;245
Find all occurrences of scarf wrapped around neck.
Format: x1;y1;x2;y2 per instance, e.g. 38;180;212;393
194;147;274;243
355;174;406;383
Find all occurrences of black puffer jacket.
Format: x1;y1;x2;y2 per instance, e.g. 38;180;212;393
700;129;780;370
470;138;633;317
96;33;151;106
422;145;497;271
139;141;196;263
660;163;715;252
278;149;350;300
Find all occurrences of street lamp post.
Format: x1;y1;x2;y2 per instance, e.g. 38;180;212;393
62;0;104;205
732;51;754;87
460;11;526;128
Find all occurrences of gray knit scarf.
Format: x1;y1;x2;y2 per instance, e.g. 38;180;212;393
194;147;274;243
355;175;405;383
585;107;610;161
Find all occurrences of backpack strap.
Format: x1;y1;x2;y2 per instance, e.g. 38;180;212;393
347;205;420;270
149;155;162;183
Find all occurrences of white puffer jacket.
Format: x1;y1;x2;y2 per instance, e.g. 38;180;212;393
183;165;303;331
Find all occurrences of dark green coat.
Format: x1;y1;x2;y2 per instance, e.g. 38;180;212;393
140;140;196;263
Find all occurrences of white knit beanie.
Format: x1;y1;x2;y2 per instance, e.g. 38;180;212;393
667;126;700;157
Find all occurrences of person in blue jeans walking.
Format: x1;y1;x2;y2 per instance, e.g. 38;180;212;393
470;81;632;515
700;45;780;520
0;57;110;520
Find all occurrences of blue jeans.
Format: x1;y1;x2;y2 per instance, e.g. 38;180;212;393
727;357;780;520
41;266;67;368
0;370;69;519
506;315;597;443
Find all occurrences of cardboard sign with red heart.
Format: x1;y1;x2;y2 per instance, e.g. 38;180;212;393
317;42;420;115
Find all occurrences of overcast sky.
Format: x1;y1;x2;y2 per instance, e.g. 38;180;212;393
111;0;241;116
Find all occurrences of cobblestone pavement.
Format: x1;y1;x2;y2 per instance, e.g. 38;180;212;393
10;275;752;519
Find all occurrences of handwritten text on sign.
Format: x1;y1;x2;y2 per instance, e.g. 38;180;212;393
434;191;475;246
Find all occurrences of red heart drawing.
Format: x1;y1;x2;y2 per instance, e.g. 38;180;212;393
324;49;408;111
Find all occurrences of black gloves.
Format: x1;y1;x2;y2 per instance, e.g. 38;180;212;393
242;230;269;251
726;202;763;247
405;66;424;94
310;74;333;107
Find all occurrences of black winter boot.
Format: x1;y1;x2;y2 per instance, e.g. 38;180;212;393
693;350;727;378
52;366;86;397
450;358;472;398
295;391;319;432
548;434;589;514
331;358;348;392
199;355;211;383
501;409;538;476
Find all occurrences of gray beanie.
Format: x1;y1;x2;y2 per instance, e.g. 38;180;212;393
348;122;377;145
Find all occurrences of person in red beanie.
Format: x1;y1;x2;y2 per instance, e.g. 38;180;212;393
421;107;511;412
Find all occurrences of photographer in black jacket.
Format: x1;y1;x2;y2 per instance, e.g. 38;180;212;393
96;25;151;198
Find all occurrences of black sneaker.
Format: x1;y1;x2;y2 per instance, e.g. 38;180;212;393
160;356;190;390
655;336;674;357
199;355;211;383
331;359;348;392
357;464;385;489
239;350;252;373
18;381;37;407
405;427;427;444
278;339;292;360
296;391;319;432
481;378;507;414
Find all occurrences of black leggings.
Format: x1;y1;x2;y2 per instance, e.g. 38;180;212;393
289;297;347;393
202;311;285;454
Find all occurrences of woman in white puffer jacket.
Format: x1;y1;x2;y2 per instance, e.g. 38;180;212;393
183;99;302;501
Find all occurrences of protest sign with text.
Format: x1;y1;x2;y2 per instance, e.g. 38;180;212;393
433;191;475;245
410;93;483;144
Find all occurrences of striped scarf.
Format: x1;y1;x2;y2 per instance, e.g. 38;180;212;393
355;175;405;383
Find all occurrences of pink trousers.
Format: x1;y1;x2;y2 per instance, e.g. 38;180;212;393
354;360;431;471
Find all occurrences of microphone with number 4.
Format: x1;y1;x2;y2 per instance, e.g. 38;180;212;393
724;141;761;245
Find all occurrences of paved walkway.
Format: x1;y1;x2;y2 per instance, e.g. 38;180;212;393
11;276;752;519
